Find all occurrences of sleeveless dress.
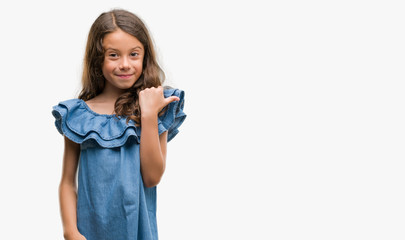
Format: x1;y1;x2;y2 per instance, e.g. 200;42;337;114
52;88;186;240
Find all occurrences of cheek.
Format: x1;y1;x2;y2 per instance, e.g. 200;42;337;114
102;62;115;74
136;61;143;72
132;60;143;73
137;62;143;72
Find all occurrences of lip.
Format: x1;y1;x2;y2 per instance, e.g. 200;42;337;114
116;74;133;79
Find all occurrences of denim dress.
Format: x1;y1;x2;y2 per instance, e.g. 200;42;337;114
52;88;186;240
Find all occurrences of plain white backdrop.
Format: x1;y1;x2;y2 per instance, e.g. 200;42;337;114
0;0;404;239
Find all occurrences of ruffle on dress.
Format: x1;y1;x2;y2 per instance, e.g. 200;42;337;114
52;88;186;148
158;88;186;142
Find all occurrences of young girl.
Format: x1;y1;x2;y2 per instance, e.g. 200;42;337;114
52;9;186;240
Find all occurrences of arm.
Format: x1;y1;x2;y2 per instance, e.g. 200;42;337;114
140;117;168;188
59;136;86;239
139;86;179;188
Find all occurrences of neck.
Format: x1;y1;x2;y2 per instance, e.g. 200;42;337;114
99;83;126;102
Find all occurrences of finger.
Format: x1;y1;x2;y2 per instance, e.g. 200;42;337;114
164;96;180;106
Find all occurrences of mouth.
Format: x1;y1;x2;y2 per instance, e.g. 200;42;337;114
116;74;134;79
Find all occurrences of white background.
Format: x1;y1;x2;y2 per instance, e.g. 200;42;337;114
0;0;404;239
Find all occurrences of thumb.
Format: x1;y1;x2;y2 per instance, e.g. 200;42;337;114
163;96;180;106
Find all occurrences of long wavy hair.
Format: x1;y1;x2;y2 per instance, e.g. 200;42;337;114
78;9;165;125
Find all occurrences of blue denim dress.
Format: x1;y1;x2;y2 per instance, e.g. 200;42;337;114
52;88;186;240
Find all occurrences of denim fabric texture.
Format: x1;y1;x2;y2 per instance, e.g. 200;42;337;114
52;88;186;240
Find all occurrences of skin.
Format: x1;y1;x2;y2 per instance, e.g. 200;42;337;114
60;29;178;240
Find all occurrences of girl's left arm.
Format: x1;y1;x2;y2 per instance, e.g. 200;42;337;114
139;115;167;188
139;86;179;188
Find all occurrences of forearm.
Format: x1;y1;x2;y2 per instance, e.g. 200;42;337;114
59;182;80;237
140;114;165;187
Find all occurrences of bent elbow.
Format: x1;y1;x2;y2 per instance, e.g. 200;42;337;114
143;176;162;188
142;167;164;188
142;167;165;188
143;179;160;188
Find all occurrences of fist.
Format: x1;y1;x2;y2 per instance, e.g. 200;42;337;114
139;86;179;117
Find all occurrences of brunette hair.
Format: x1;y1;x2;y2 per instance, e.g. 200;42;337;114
78;9;165;124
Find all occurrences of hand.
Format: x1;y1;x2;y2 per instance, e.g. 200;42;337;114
139;86;179;117
64;231;87;240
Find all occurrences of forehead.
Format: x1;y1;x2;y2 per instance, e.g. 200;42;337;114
103;29;144;50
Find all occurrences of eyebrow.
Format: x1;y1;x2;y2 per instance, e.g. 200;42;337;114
105;46;143;51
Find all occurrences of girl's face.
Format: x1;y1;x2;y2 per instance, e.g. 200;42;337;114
102;29;144;91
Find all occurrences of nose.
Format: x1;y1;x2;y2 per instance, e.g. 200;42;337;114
119;56;130;70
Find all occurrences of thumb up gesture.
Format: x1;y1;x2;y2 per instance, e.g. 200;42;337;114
139;86;179;118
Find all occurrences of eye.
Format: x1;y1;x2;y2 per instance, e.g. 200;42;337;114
109;53;118;58
130;52;139;57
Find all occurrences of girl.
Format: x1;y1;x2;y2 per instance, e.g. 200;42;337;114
52;9;186;240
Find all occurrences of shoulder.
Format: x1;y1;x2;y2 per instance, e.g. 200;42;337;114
158;87;187;142
162;87;186;116
54;98;82;108
52;98;82;119
163;87;185;99
51;98;141;148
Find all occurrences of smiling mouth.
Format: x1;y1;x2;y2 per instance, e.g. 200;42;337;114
116;74;133;79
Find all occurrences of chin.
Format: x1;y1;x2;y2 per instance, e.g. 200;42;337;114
115;80;137;89
118;84;135;90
